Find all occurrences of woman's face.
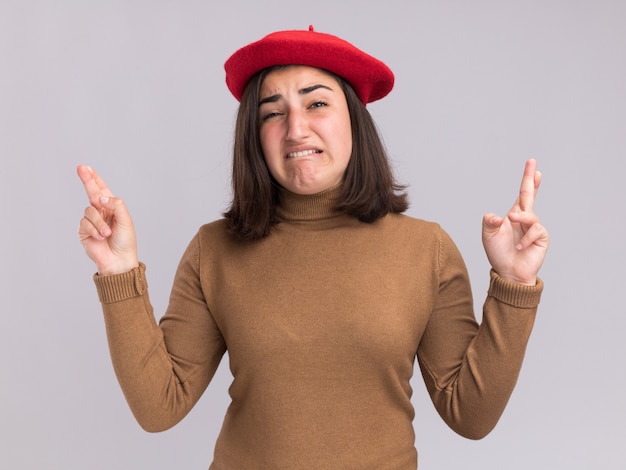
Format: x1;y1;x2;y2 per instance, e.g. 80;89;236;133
258;65;352;195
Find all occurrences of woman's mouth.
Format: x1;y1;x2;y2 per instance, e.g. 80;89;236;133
286;149;322;159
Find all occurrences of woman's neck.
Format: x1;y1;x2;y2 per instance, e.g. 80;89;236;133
275;184;343;222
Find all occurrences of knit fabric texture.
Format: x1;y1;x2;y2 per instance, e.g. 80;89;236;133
94;185;542;469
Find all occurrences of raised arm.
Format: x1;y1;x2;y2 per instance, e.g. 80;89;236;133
419;163;548;439
482;159;550;285
77;166;224;431
77;165;139;275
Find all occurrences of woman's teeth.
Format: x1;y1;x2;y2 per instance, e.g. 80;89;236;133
287;149;321;158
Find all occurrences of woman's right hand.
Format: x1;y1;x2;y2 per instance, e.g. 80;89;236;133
77;165;139;276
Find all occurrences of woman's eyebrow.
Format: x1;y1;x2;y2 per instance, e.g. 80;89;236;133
259;94;281;106
259;84;333;106
300;84;333;95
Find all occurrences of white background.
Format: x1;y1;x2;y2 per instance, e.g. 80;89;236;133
1;1;625;468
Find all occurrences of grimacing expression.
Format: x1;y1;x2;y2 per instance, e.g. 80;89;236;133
258;65;353;195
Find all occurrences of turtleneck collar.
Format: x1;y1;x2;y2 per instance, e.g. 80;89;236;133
275;184;343;222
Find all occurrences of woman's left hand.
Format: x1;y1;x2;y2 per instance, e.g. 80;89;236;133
482;159;550;286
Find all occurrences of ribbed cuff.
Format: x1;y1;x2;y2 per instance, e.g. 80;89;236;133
93;263;148;304
488;270;543;308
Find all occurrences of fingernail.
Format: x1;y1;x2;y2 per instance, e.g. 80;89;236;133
100;196;109;204
101;226;111;237
516;243;523;251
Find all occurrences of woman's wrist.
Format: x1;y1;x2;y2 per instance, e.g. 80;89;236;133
97;259;140;277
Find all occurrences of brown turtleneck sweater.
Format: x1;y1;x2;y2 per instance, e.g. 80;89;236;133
94;186;542;469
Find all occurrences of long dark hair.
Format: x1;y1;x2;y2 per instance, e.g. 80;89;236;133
223;66;408;241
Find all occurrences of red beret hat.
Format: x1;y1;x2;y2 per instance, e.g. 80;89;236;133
224;26;394;105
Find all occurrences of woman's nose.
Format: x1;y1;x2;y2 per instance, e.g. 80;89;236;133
286;109;309;141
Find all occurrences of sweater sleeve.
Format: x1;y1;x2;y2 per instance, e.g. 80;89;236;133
93;233;226;432
416;228;542;440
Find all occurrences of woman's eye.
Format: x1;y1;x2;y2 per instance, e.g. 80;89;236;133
261;111;281;121
310;101;327;109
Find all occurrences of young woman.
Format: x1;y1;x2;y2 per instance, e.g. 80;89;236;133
78;27;549;469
